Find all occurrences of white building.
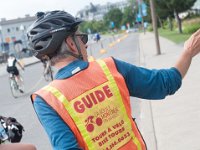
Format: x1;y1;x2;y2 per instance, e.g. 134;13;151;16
193;0;200;10
76;1;129;21
0;15;36;53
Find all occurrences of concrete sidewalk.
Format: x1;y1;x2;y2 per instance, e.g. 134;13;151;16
139;32;200;150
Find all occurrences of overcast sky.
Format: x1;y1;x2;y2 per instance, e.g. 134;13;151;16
0;0;123;20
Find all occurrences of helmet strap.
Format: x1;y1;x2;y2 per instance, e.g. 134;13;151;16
42;55;51;66
71;35;83;60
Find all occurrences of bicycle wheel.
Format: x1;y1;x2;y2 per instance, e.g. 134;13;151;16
44;67;53;81
9;78;18;98
49;66;53;81
18;76;25;93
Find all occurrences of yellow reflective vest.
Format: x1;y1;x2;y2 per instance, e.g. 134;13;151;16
32;57;146;150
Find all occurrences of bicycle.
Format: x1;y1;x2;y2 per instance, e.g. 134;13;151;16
9;72;24;98
43;61;53;81
43;65;53;81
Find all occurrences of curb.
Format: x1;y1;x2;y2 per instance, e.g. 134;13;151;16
24;60;40;67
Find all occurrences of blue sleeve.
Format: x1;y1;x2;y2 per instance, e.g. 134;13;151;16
113;58;182;99
33;96;82;150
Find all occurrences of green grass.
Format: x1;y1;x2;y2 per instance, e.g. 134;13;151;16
158;28;191;44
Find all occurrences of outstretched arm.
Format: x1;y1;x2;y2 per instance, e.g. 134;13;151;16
174;29;200;78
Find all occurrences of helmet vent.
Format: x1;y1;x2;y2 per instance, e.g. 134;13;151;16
40;23;51;29
49;20;63;26
62;18;72;23
35;45;43;50
30;30;38;35
40;36;52;42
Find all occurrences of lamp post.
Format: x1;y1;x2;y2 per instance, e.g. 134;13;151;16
0;26;4;52
20;24;29;58
137;0;145;34
20;25;25;48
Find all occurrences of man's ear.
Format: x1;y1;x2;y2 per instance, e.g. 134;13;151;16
66;36;77;52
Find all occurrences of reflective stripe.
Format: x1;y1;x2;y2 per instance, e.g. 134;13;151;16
97;59;142;150
42;86;94;149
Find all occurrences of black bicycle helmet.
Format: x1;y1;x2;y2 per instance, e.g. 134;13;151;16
27;10;83;60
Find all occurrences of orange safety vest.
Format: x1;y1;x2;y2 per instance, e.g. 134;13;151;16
31;57;146;150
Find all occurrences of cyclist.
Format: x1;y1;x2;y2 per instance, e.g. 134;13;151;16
6;53;24;93
27;10;200;150
94;32;101;42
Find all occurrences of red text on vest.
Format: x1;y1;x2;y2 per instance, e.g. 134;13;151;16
73;85;113;113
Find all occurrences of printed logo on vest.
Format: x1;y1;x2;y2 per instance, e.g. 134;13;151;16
85;115;103;132
73;85;113;113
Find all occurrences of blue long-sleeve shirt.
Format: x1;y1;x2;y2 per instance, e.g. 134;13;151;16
33;58;182;150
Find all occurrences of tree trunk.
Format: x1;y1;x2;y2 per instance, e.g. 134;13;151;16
157;15;163;29
168;17;173;31
174;10;182;34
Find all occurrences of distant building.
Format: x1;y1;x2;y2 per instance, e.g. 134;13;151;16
0;15;36;53
0;0;130;53
193;0;200;10
76;1;129;21
179;0;200;19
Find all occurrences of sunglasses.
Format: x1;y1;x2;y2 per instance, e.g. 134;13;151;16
74;33;88;44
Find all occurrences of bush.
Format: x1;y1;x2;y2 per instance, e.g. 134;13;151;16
183;24;200;34
182;18;200;34
147;24;153;31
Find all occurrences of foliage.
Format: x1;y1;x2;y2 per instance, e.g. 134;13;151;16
162;0;196;33
147;24;153;31
143;0;174;21
79;20;107;33
121;6;136;27
183;24;200;34
165;0;196;13
80;1;139;33
103;8;123;29
144;0;196;33
183;17;200;25
183;18;200;34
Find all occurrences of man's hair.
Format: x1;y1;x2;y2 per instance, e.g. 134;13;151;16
50;40;71;66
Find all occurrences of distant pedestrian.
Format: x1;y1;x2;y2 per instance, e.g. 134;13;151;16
94;33;101;42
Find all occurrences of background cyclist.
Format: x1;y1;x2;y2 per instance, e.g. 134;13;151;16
6;53;25;93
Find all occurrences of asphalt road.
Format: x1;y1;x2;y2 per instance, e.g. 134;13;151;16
0;32;142;150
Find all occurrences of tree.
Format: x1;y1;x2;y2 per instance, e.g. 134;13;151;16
155;0;174;30
79;20;107;34
144;0;174;29
159;0;196;33
121;6;136;28
103;8;123;29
